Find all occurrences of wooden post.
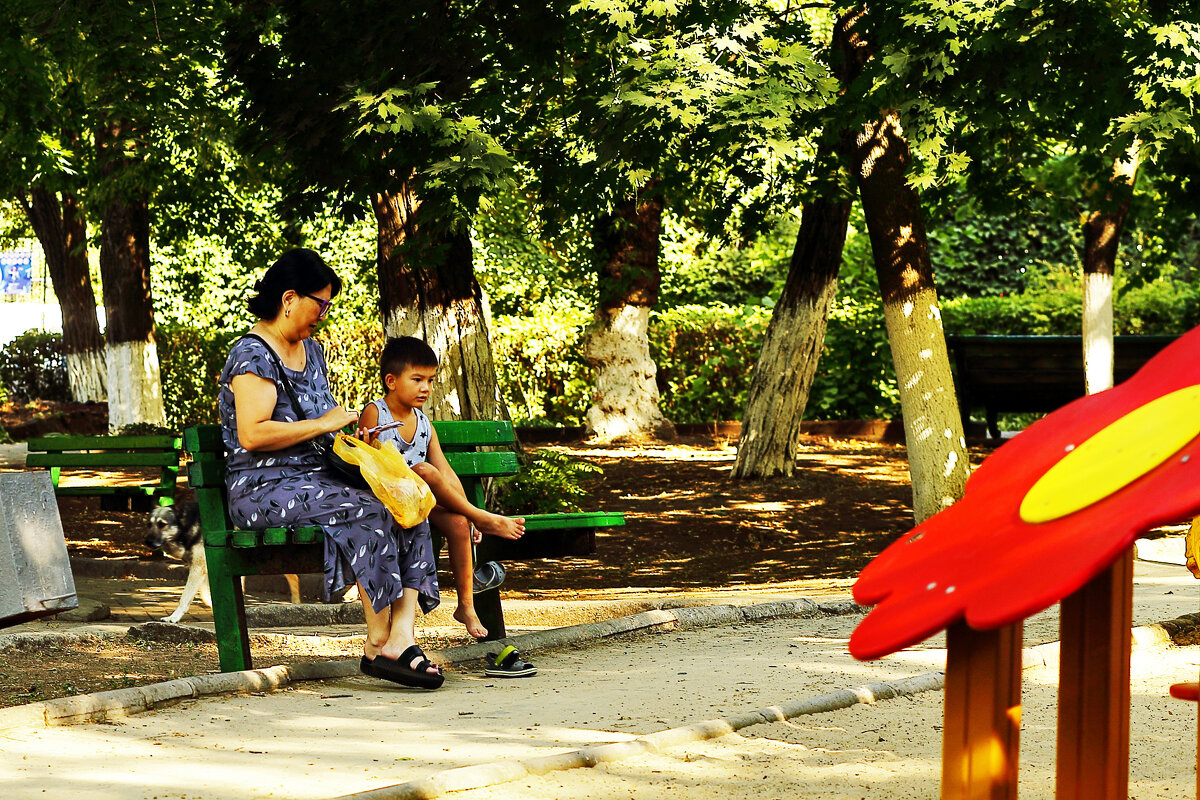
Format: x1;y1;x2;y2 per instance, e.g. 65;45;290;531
942;620;1023;799
1055;548;1133;800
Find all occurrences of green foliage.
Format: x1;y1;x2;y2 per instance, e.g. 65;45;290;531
493;449;602;514
649;303;772;423
0;330;69;402
0;425;12;445
318;317;388;414
807;293;901;420
156;325;243;429
941;276;1200;336
492;308;593;426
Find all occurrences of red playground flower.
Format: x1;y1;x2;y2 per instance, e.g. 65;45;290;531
850;326;1200;661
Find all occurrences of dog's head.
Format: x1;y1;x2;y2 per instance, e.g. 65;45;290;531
144;504;199;561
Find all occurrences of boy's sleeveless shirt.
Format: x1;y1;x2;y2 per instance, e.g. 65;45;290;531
370;399;431;467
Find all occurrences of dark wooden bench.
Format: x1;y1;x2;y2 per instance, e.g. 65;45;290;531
946;334;1178;438
26;433;182;511
183;421;624;672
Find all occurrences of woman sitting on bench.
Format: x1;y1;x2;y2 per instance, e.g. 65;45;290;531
217;248;443;690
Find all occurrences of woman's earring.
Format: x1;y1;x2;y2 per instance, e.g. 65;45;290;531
286;308;291;318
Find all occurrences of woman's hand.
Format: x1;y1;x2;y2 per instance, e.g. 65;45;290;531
320;405;359;435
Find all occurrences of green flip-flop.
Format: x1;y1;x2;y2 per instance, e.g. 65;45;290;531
485;645;536;678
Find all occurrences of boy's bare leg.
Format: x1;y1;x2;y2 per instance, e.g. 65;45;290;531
413;462;526;540
430;507;487;639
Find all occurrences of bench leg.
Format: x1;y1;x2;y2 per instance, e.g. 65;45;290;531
205;547;253;672
987;409;1001;440
476;587;506;641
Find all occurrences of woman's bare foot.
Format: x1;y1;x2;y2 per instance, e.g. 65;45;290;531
380;639;440;676
454;605;488;639
475;511;526;540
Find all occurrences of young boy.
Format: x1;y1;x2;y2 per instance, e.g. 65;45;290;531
359;336;525;640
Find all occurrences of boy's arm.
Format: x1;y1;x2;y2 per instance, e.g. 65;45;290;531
358;402;380;443
425;426;471;500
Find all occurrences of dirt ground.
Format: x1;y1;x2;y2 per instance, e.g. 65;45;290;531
0;402;984;709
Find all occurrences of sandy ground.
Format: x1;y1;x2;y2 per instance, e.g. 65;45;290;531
4;563;1200;800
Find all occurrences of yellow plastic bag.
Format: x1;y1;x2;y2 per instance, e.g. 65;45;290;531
1186;515;1200;579
333;434;436;528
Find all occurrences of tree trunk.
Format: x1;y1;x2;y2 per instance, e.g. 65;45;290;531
836;13;966;523
848;112;968;522
731;196;851;479
1082;144;1139;395
97;120;166;431
584;185;675;443
372;187;503;422
22;187;107;403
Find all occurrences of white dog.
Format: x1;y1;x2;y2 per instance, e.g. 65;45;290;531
144;504;301;622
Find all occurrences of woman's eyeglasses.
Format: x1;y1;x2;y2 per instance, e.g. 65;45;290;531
301;293;334;319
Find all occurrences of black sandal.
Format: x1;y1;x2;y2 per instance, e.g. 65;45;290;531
362;645;445;689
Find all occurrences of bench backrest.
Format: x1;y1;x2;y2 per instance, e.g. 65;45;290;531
27;434;182;470
183;421;519;529
947;334;1178;411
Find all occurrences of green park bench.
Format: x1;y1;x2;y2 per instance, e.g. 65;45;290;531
946;334;1178;439
26;433;182;511
183;421;625;673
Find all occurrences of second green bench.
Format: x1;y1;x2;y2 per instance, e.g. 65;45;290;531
26;433;181;511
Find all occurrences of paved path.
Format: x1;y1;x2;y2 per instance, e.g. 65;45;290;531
1;561;1198;800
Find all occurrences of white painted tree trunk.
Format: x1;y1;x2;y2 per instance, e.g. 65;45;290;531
882;288;969;521
584;304;674;442
383;293;502;422
65;349;107;403
1083;271;1115;394
105;338;166;431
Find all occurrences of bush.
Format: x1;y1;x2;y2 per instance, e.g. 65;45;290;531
491;308;593;426
157;324;243;429
0;330;70;402
942;279;1200;336
649;303;773;423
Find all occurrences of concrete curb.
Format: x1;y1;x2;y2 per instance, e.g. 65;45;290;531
333;671;948;800
0;597;847;730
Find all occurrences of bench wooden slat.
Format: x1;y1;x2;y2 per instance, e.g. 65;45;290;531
523;512;626;530
27;452;180;469
203;526;324;548
443;450;519;477
28;434;182;451
431;420;514;447
184;425;225;454
54;486;172;497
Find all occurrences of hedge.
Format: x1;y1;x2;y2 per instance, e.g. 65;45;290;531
4;279;1198;427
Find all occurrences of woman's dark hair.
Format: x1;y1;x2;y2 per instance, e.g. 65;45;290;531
247;248;343;320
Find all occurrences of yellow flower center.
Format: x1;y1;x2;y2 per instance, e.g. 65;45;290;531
1019;385;1200;524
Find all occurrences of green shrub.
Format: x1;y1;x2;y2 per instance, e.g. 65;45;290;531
649;303;773;423
157;324;243;429
808;292;900;420
494;449;602;514
492;308;593;426
0;330;70;402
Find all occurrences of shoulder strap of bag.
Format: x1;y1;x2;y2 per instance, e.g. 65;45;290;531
241;333;307;421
